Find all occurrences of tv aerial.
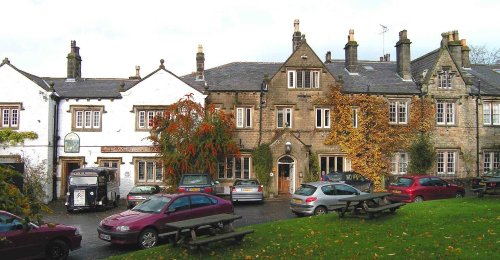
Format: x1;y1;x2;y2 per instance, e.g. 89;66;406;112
379;24;389;57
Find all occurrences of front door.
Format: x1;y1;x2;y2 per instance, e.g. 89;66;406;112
278;164;290;194
60;158;84;197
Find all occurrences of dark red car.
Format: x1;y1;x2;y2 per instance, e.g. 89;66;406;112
0;210;82;259
97;193;233;249
388;175;465;203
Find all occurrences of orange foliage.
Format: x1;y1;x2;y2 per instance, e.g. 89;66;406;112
323;84;435;190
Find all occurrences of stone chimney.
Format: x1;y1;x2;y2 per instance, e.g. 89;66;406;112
447;30;462;68
67;40;82;79
292;19;302;52
344;29;359;73
461;39;471;68
325;51;332;63
129;66;141;79
196;44;205;81
395;30;412;80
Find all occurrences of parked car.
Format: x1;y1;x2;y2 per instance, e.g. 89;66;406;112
126;184;161;209
97;193;233;249
0;210;82;259
178;173;218;194
290;181;365;216
471;169;500;197
230;179;264;203
325;171;374;193
388;175;465;203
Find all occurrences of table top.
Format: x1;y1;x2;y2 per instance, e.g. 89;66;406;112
339;192;391;202
165;213;242;229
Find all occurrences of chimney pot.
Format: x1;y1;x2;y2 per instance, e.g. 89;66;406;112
325;51;332;63
196;45;205;81
135;66;140;77
348;29;355;42
294;19;300;32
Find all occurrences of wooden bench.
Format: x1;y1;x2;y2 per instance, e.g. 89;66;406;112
188;230;254;250
364;202;405;218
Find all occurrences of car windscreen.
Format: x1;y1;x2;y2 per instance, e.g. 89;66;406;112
234;180;258;186
69;176;97;186
181;175;209;185
294;185;317;196
132;196;171;213
130;186;157;193
327;173;343;181
393;177;414;187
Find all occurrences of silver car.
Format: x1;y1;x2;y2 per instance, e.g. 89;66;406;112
290;181;365;216
230;179;264;203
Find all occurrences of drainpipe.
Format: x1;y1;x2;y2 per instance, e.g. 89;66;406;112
258;75;268;145
475;80;481;177
50;83;60;201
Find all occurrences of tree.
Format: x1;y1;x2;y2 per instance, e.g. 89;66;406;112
251;144;272;191
470;44;500;65
323;84;435;190
407;133;436;175
149;94;239;189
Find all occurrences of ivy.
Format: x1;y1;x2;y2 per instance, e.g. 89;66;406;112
0;129;37;146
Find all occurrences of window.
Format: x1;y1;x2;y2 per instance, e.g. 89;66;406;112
190;195;213;208
352;107;359;128
437;151;457;175
135;158;163;183
483;151;500;173
277;107;292;128
438;69;452;89
1;104;21;129
315;108;331;128
136;107;165;130
483;102;500;126
391;153;408;175
71;106;103;131
389;100;408;124
218;156;251;179
287;69;320;88
320;156;347;174
98;157;121;175
436;101;455;125
236;107;252;128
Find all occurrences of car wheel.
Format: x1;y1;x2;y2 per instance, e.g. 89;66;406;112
413;196;424;203
45;239;69;260
455;192;464;198
313;206;327;215
138;228;158;249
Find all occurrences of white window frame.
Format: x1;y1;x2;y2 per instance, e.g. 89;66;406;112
352;107;359;128
320;155;349;174
483;102;500;126
136;108;165;130
315;108;331;129
236;107;252;129
1;104;21;129
389;100;408;124
437;150;457;175
218;156;252;179
483;151;500;173
391;152;408;175
277;107;293;128
72;106;103;131
438;69;452;89
436;101;455;125
287;69;320;88
135;158;163;183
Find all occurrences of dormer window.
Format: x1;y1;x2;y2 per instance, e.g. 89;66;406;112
438;68;452;89
287;69;320;88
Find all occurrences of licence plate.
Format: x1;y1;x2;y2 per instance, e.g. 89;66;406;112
99;233;111;241
243;188;253;192
74;190;86;206
392;190;401;194
293;198;302;204
189;188;200;191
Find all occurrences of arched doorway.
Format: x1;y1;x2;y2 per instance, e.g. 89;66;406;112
278;155;295;194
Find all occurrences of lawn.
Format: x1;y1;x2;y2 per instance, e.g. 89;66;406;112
109;197;499;259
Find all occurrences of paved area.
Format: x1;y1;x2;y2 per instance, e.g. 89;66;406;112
42;194;294;260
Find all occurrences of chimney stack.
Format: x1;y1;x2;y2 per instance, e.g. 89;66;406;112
196;44;205;81
461;39;471;68
447;30;462;68
292;19;302;52
67;40;82;79
395;30;412;80
129;66;141;80
325;51;332;63
344;29;359;73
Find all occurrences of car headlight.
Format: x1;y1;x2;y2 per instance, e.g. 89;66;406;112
116;226;130;232
99;220;104;227
75;228;81;236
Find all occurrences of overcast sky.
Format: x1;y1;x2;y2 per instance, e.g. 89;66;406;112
1;0;498;79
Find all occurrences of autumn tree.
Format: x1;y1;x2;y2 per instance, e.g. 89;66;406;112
323;84;434;190
407;133;436;175
149;94;240;189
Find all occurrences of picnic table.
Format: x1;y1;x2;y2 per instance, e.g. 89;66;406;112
336;192;405;219
165;213;253;250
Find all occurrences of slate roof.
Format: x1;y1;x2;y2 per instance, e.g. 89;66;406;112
466;64;500;96
47;78;138;98
410;49;440;83
181;62;282;92
325;61;420;94
0;61;51;91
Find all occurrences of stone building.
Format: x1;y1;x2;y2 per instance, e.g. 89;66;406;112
182;20;500;195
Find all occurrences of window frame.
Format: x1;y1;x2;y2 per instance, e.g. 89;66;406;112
71;105;104;132
217;155;252;180
391;152;408;175
287;69;321;89
483;101;500;126
0;103;21;129
320;155;348;174
436;101;456;125
438;69;452;89
134;157;164;184
276;107;293;128
236;107;252;129
315;108;331;129
352;107;359;128
389;100;408;125
134;106;168;131
483;151;500;173
437;150;458;175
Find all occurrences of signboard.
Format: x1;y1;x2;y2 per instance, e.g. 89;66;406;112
101;146;160;153
64;132;80;153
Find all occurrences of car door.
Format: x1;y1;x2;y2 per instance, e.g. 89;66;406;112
333;184;359;202
431;177;452;199
318;184;341;211
417;178;437;200
161;196;192;233
0;219;43;259
188;194;219;217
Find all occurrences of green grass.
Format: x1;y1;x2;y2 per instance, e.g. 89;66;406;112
109;197;499;260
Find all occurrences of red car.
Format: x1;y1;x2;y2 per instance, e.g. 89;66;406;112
97;193;233;249
0;210;82;259
388;175;465;203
